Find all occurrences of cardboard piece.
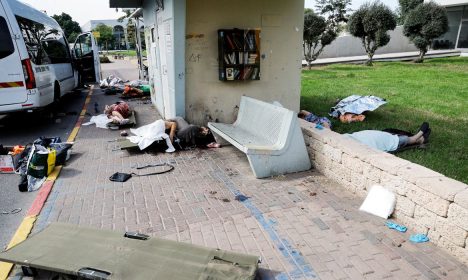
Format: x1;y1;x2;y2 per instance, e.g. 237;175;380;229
359;185;396;219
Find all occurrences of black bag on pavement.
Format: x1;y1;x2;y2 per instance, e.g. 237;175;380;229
109;163;174;182
109;172;132;182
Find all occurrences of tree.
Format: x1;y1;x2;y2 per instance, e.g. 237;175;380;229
93;24;114;51
403;2;448;62
348;2;397;66
315;0;351;32
398;0;423;24
52;13;81;42
303;0;351;69
67;32;79;43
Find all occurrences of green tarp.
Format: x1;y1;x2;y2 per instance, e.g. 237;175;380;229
0;223;259;280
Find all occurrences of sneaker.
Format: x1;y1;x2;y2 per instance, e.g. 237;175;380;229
419;122;429;134
120;118;130;125
423;128;431;144
165;147;175;153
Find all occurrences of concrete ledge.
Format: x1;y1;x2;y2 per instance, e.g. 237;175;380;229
300;119;468;265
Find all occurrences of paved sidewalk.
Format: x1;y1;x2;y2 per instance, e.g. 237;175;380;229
19;87;467;279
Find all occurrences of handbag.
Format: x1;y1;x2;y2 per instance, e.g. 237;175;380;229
109;172;132;182
109;163;174;182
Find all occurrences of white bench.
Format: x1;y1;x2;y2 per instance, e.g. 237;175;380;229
208;96;311;178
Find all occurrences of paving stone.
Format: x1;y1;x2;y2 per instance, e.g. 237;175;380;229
311;217;330;230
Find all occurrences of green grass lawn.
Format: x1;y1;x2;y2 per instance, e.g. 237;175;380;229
301;57;468;184
104;50;147;57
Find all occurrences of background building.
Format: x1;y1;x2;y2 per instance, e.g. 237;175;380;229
81;19;131;50
432;0;468;49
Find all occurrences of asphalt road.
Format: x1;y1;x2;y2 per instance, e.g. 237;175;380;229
0;59;139;250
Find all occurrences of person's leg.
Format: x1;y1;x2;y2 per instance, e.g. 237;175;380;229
407;131;424;145
111;111;124;120
111;111;129;125
161;134;176;153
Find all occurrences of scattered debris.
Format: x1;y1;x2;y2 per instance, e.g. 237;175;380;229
235;194;249;202
392;239;405;247
309;192;317;196
209;191;217;195
272;174;286;180
1;208;22;215
221;198;230;203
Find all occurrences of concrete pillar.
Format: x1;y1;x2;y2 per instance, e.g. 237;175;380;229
124;27;129;50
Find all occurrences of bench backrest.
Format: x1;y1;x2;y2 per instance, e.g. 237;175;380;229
234;96;293;147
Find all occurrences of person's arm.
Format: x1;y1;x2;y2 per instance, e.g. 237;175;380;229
165;121;177;143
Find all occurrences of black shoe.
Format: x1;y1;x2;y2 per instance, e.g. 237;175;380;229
419;122;429;134
423;128;431;144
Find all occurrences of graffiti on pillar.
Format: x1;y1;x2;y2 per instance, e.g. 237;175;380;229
188;53;201;63
186;33;206;65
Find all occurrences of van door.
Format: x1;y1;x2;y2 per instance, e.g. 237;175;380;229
0;1;27;106
72;32;101;84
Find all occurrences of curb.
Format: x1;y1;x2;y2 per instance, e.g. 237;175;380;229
0;86;94;280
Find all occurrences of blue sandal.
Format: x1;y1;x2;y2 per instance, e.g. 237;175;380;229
409;234;429;243
385;221;407;232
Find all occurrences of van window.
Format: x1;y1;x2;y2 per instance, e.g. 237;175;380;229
74;33;92;58
42;37;71;64
16;15;70;65
16;16;50;65
0;16;15;59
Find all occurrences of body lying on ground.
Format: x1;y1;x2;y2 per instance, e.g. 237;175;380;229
298;110;431;153
127;117;218;153
104;101;131;125
298;110;332;128
345;122;431;152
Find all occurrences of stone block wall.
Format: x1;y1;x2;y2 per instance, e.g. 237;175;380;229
300;119;468;265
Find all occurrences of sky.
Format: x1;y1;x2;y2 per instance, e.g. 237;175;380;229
18;0;400;27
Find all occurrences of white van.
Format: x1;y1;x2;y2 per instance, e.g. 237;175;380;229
0;0;100;114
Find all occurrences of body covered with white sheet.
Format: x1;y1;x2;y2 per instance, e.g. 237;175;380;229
127;120;175;152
